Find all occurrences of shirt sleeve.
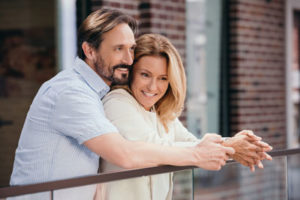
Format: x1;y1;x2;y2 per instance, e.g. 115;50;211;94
50;88;118;144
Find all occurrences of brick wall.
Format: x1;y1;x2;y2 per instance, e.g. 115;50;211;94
200;0;287;199
90;0;139;19
228;0;286;149
91;0;186;64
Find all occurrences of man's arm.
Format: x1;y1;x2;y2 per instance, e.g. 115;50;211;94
84;133;235;171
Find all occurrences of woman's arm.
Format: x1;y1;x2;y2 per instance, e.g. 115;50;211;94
173;118;199;142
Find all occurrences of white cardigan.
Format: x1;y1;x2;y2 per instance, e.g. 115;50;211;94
95;89;199;200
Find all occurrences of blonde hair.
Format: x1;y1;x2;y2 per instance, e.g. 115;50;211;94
132;34;186;132
77;8;137;59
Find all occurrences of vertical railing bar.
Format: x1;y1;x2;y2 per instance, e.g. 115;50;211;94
51;190;53;200
192;169;194;200
285;155;289;200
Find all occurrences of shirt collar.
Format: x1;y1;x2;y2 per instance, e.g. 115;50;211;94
73;57;110;98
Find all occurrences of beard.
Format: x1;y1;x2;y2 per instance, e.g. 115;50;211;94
94;55;131;85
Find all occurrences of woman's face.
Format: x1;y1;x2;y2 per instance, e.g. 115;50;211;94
131;55;169;111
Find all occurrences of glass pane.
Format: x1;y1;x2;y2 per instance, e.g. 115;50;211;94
193;157;287;200
52;170;193;200
54;184;96;200
4;191;52;200
186;0;208;137
186;0;223;136
291;11;300;148
287;153;300;199
173;170;193;200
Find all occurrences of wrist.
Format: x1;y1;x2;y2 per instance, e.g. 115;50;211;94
221;137;232;147
221;137;235;160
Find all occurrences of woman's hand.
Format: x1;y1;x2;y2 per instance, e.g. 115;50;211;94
222;130;272;172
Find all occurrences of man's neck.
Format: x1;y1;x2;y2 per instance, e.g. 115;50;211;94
84;58;112;87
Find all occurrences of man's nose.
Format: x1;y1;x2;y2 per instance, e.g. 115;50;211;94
122;50;133;65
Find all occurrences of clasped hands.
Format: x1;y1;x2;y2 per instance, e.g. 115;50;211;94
222;130;272;172
195;130;272;172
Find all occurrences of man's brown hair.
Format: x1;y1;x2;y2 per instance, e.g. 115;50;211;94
77;8;137;59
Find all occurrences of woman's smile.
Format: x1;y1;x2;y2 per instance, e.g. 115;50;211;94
131;55;169;111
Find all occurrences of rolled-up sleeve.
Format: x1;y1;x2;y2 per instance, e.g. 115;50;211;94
51;88;118;144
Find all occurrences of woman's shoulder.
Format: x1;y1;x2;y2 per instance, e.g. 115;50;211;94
102;88;137;105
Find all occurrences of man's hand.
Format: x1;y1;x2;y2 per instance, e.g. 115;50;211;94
222;130;272;172
193;133;235;171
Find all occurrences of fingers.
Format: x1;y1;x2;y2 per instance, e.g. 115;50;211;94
254;141;273;151
238;130;273;154
220;159;226;166
223;146;235;155
203;133;222;143
234;155;256;172
240;155;257;165
257;160;264;169
264;152;272;160
246;151;262;161
247;143;264;152
249;165;255;172
224;154;230;161
197;134;235;171
234;155;253;169
198;132;272;172
238;130;262;141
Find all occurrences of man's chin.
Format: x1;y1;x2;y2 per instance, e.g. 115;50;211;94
111;77;129;86
111;72;129;84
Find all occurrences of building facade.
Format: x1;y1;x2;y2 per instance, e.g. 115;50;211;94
0;0;299;199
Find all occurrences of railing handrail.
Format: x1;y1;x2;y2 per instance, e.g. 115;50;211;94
1;148;299;198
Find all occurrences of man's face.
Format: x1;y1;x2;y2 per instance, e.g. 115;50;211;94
90;23;136;85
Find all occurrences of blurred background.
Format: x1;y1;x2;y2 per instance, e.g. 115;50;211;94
0;0;299;199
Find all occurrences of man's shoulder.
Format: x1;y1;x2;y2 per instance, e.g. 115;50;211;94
47;69;95;95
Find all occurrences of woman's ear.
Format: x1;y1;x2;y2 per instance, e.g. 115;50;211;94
82;42;95;60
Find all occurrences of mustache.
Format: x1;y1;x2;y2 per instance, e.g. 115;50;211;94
113;64;131;70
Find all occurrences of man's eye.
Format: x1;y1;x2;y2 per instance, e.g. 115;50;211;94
141;73;149;77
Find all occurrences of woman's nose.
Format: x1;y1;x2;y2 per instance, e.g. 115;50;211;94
148;79;157;91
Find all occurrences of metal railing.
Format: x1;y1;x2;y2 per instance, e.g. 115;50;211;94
0;148;299;198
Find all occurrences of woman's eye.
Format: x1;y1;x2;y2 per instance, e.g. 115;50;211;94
160;77;168;81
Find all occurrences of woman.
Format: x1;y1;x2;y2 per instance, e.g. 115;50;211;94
95;34;270;200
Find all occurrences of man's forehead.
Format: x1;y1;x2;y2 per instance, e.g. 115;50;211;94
101;23;135;45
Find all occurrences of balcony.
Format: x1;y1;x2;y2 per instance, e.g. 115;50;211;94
0;148;299;200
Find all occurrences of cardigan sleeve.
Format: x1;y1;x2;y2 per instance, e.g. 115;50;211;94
171;118;201;147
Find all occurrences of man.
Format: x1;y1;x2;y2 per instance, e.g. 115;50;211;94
9;8;271;199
